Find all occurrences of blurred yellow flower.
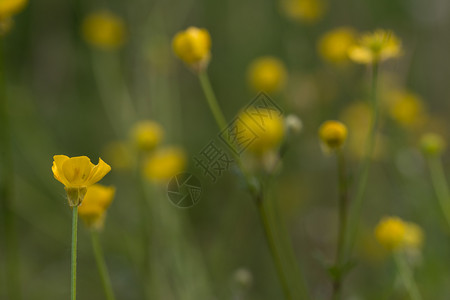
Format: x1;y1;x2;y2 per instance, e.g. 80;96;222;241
172;26;211;71
247;56;287;94
0;0;27;18
130;121;164;152
348;30;401;64
143;147;187;182
239;109;285;156
420;133;446;156
52;155;111;206
78;185;115;230
280;0;326;24
318;27;357;64
318;120;347;151
82;11;126;50
375;216;406;251
403;222;424;250
103;141;133;170
387;90;427;129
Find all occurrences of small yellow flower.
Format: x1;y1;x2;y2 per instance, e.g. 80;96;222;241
280;0;326;24
247;56;288;94
130;121;164;152
52;155;111;206
420;133;446;156
78;184;115;230
238;109;285;156
318;120;347;151
348;30;402;64
82;11;126;50
0;0;27;19
172;27;211;71
318;27;357;64
403;222;424;250
375;216;407;251
143;147;186;182
387;90;427;129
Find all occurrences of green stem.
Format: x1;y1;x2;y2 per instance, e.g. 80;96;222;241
332;150;349;300
71;206;79;300
91;231;116;300
198;71;227;130
426;156;450;229
345;62;379;260
394;252;422;300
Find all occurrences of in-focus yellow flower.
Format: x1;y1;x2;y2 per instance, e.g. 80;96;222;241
238;109;285;156
78;184;115;230
82;11;126;50
318;27;357;64
375;216;406;251
280;0;326;24
52;155;111;206
172;26;211;71
247;56;288;94
318;120;347;151
143;147;186;182
348;30;402;64
130;121;164;152
420;133;446;156
0;0;27;19
387;90;427;129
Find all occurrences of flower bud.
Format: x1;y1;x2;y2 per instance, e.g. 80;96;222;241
420;133;446;156
172;27;211;71
318;120;348;151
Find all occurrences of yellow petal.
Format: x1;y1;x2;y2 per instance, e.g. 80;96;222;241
62;156;95;187
86;158;111;186
52;155;70;186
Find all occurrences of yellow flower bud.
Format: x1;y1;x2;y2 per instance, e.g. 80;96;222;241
348;29;402;64
0;0;27;19
374;216;407;251
247;56;288;94
238;109;285;156
318;120;348;151
403;222;424;250
78;185;115;230
280;0;326;24
172;27;211;71
82;11;126;50
318;27;357;64
387;90;426;129
420;133;446;156
143;147;186;182
130;121;164;152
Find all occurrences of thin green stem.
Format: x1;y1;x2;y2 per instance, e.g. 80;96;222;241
332;150;349;300
91;231;116;300
345;62;379;260
394;252;422;300
198;71;227;130
426;156;450;229
71;206;79;300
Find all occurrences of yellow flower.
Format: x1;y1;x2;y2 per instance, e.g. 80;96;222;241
78;185;115;230
420;133;446;156
403;222;424;250
247;56;288;94
280;0;326;24
348;30;401;64
172;26;211;71
52;155;111;206
143;147;186;182
130;121;164;152
0;0;27;19
318;120;347;151
375;216;407;251
387;90;427;129
238;109;285;156
103;141;133;170
82;11;126;50
318;27;357;64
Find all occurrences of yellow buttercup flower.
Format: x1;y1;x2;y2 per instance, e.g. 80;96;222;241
375;216;406;251
420;133;446;156
143;147;186;182
172;26;211;71
78;185;115;230
387;90;426;129
238;109;285;156
348;30;401;64
130;121;164;152
247;56;288;94
82;11;126;50
52;155;111;206
0;0;27;18
280;0;326;24
318;120;347;151
318;27;357;64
